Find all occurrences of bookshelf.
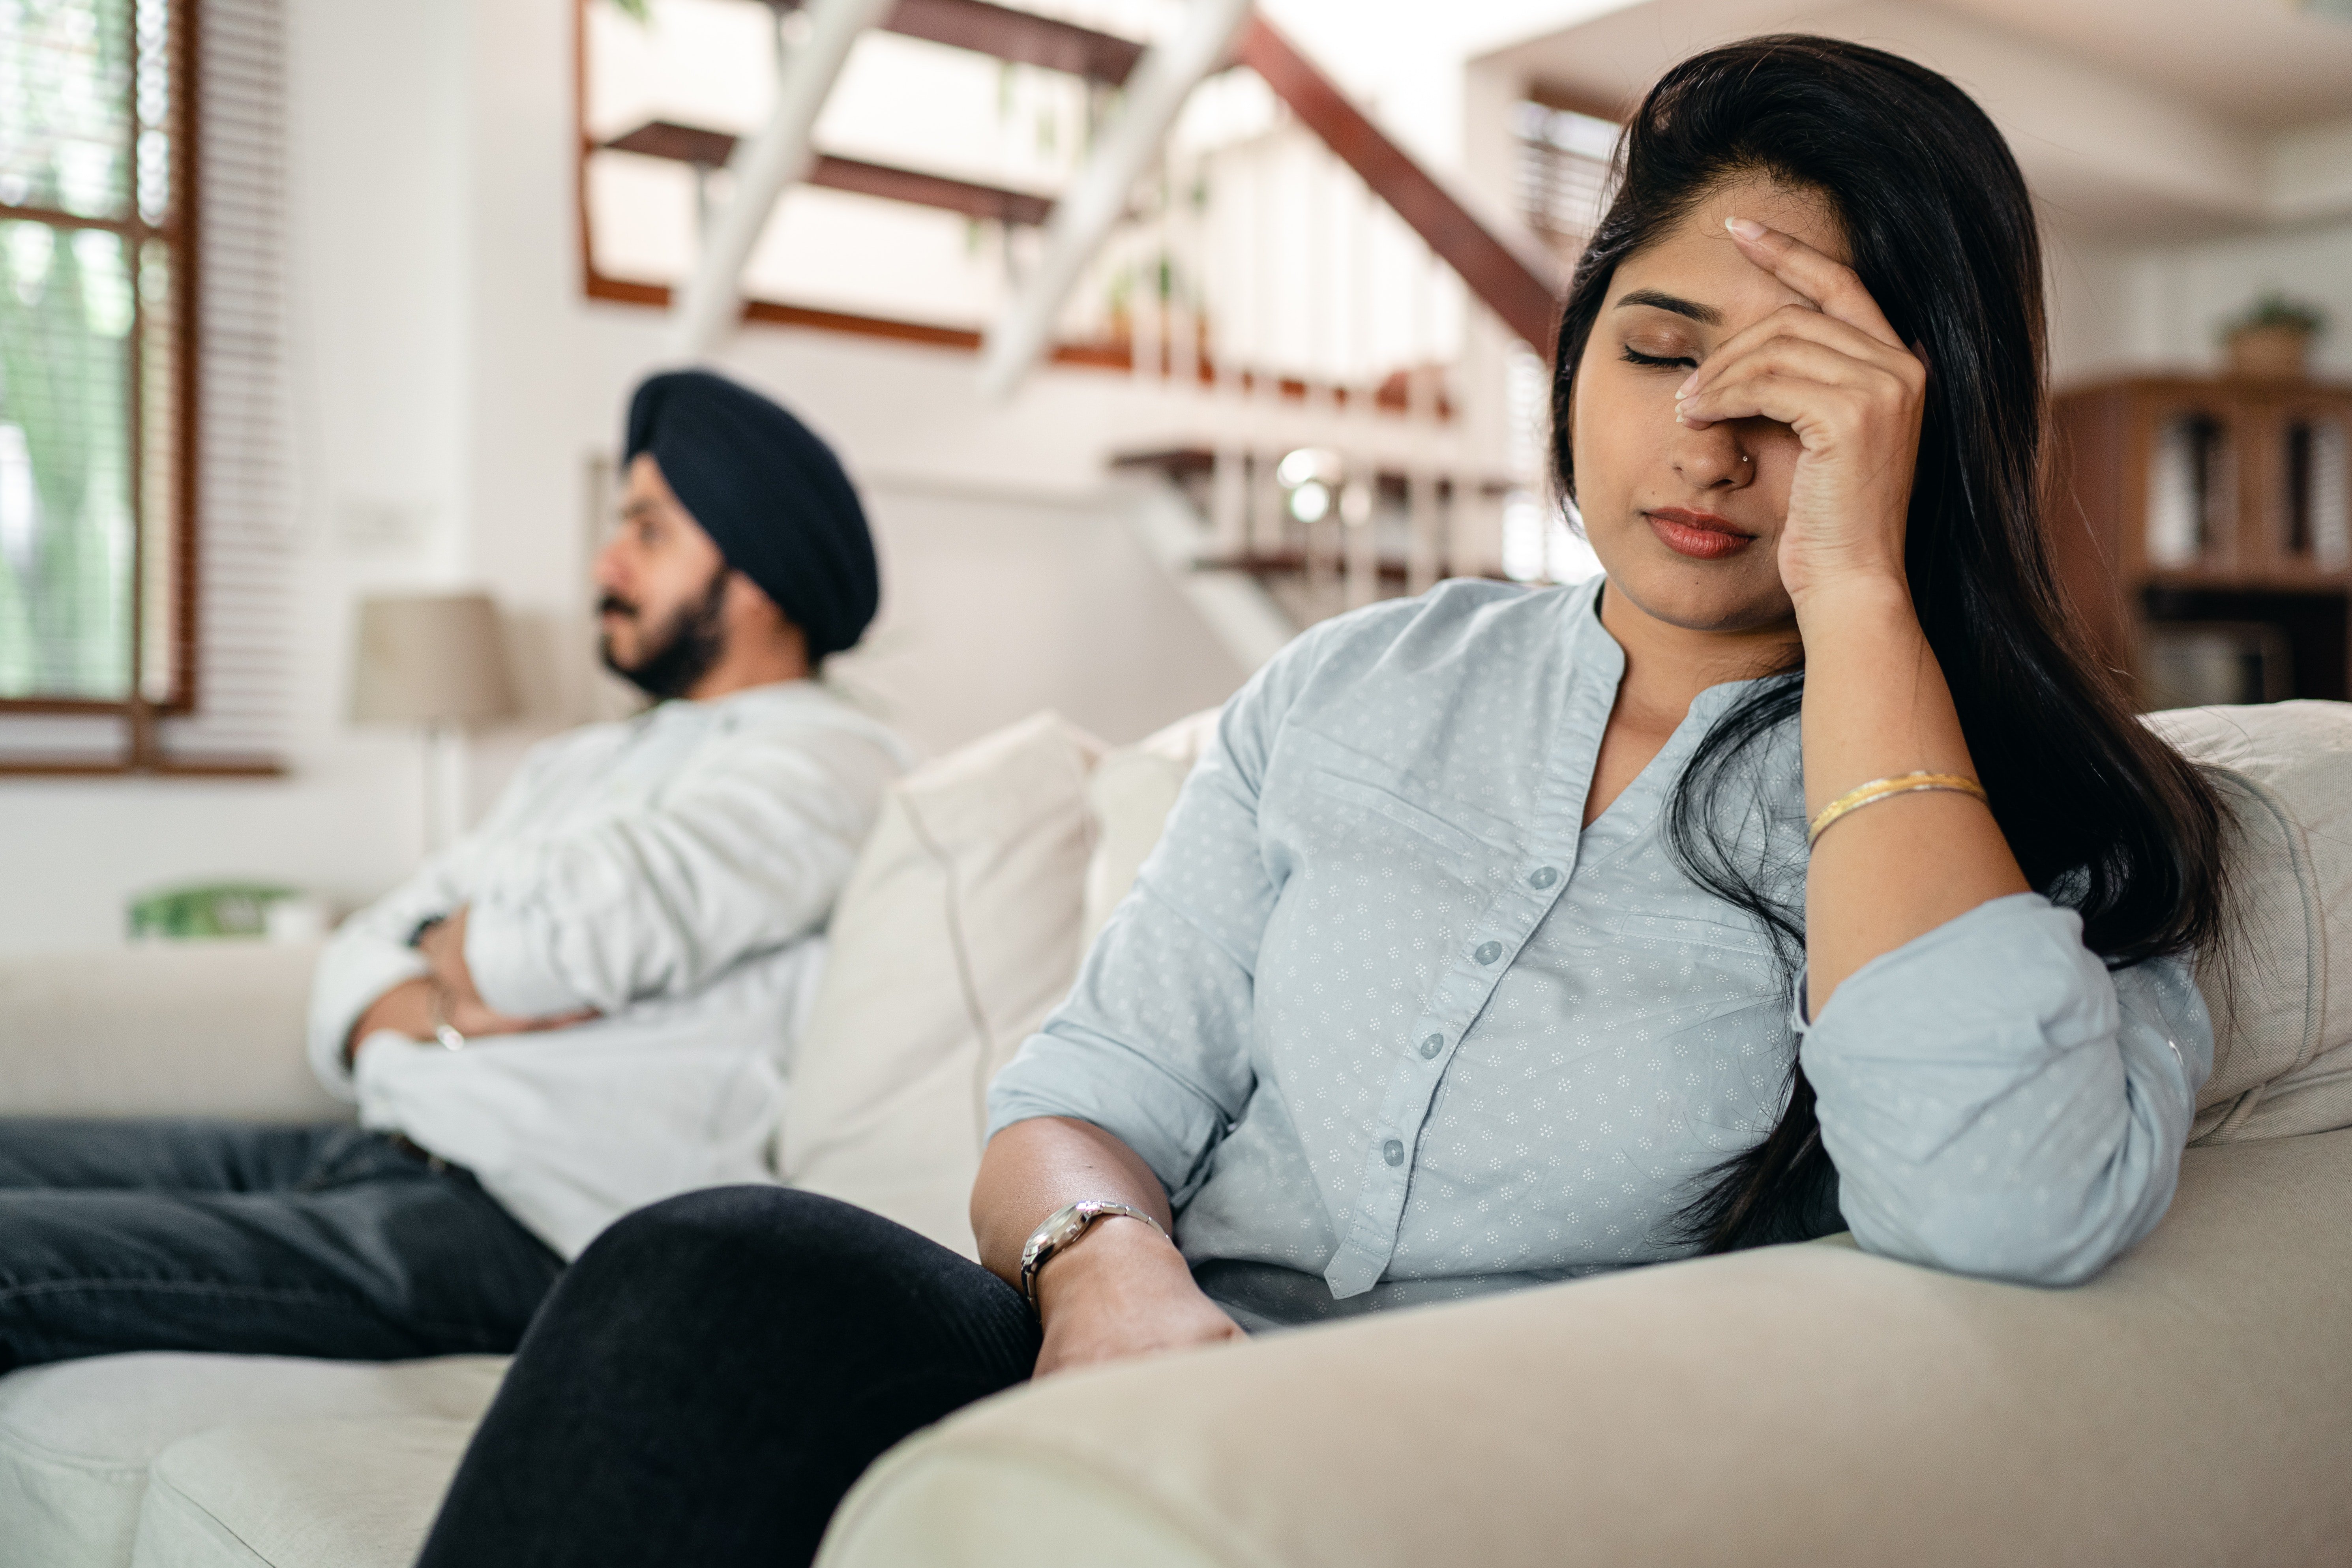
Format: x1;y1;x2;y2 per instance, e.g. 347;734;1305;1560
2052;374;2352;708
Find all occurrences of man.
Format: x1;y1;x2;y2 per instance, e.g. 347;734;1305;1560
0;370;909;1370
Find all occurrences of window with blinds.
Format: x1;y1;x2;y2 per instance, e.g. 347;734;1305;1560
1516;96;1618;263
0;0;288;769
0;0;185;708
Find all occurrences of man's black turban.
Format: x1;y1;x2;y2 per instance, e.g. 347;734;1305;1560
623;369;879;661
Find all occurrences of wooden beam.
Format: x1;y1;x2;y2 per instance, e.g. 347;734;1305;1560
605;122;1053;225
603;120;738;167
1233;14;1561;353
811;153;1052;226
771;0;1143;82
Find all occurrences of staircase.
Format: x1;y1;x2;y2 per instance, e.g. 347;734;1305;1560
578;0;1574;637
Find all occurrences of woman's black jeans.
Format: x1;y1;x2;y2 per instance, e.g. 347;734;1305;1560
415;1187;1040;1568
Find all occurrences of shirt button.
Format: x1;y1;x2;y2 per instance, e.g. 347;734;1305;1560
1474;941;1502;965
1381;1138;1405;1167
1529;866;1559;889
1419;1034;1443;1059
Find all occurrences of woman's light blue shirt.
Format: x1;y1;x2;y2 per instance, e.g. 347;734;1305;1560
987;577;2212;1302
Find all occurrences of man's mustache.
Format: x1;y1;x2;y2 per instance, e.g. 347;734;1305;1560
597;594;637;621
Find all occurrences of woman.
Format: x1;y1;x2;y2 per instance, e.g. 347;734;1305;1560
418;35;2226;1567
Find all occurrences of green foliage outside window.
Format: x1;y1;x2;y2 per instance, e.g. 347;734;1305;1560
0;0;175;704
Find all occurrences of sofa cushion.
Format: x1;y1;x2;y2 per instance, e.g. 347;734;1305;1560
1079;709;1221;950
782;712;1104;1257
131;1416;472;1568
0;1352;503;1568
2149;702;2352;1142
0;941;341;1124
820;1129;2352;1568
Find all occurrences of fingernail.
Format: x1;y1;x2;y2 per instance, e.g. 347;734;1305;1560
1674;375;1696;398
1725;216;1766;241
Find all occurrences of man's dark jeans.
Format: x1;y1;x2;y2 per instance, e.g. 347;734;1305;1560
0;1118;562;1372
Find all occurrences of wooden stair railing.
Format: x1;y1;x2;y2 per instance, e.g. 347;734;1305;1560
606;122;1056;227
581;0;1565;355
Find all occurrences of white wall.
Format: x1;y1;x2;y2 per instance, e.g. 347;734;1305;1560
2096;221;2352;384
0;0;1256;954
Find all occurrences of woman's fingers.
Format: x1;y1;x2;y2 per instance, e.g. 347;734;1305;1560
1677;336;1906;429
1676;304;1919;407
1677;370;1870;436
1723;217;1904;349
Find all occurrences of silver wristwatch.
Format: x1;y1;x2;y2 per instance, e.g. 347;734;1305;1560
1018;1200;1169;1313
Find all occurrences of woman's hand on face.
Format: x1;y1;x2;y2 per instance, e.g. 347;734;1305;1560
1031;1214;1244;1378
1672;216;1927;619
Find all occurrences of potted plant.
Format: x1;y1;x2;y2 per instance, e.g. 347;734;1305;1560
2224;293;2326;379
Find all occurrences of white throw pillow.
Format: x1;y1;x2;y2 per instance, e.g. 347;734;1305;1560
2148;701;2352;1143
1080;708;1222;948
781;712;1104;1257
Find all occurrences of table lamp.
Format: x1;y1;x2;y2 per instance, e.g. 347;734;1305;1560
350;592;519;855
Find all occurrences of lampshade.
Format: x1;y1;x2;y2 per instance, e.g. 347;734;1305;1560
349;592;519;725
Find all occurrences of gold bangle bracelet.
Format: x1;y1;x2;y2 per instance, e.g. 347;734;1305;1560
1807;771;1987;848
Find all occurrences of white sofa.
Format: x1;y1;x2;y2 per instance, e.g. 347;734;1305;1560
3;702;2348;1568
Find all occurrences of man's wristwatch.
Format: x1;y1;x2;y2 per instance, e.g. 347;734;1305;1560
1018;1200;1170;1314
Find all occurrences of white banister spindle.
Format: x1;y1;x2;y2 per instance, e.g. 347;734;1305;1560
1170;152;1199;392
669;0;892;360
1342;475;1377;609
978;0;1251;400
1132;182;1162;384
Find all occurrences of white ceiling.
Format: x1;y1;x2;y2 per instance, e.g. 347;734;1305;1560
1475;0;2352;238
1931;0;2352;132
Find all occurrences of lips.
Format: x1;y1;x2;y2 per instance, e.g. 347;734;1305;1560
1644;508;1756;561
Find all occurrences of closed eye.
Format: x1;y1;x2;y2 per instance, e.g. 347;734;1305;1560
1621;346;1697;371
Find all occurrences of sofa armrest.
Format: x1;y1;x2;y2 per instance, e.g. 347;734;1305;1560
820;1129;2352;1568
0;942;347;1123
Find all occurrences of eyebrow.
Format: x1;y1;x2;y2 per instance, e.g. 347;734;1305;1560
1612;288;1722;327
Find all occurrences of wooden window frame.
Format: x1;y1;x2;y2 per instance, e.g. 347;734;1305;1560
0;0;200;730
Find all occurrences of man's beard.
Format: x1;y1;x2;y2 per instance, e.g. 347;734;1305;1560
600;568;729;701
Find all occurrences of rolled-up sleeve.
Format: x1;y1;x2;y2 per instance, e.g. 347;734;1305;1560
986;630;1332;1200
1803;891;2211;1286
463;725;900;1019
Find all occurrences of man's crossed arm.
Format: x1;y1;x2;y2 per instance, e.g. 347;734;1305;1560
342;908;597;1067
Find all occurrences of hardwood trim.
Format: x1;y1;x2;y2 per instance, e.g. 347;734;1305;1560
1232;14;1561;354
0;756;283;779
603;122;1057;226
583;270;984;348
1524;79;1632;124
874;0;1141;84
601;119;738;167
808;153;1052;227
0;199;148;234
574;0;598;316
1196;547;1415;585
169;0;201;718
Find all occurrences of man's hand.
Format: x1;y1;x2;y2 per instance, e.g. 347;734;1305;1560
416;907;597;1038
345;976;437;1066
1031;1215;1244;1378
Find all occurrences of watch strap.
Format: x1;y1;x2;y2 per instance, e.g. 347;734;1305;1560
1018;1200;1169;1313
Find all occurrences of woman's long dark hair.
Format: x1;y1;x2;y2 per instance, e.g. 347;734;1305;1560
1549;36;2231;1251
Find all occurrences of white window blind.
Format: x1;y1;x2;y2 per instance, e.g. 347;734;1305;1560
0;0;288;764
